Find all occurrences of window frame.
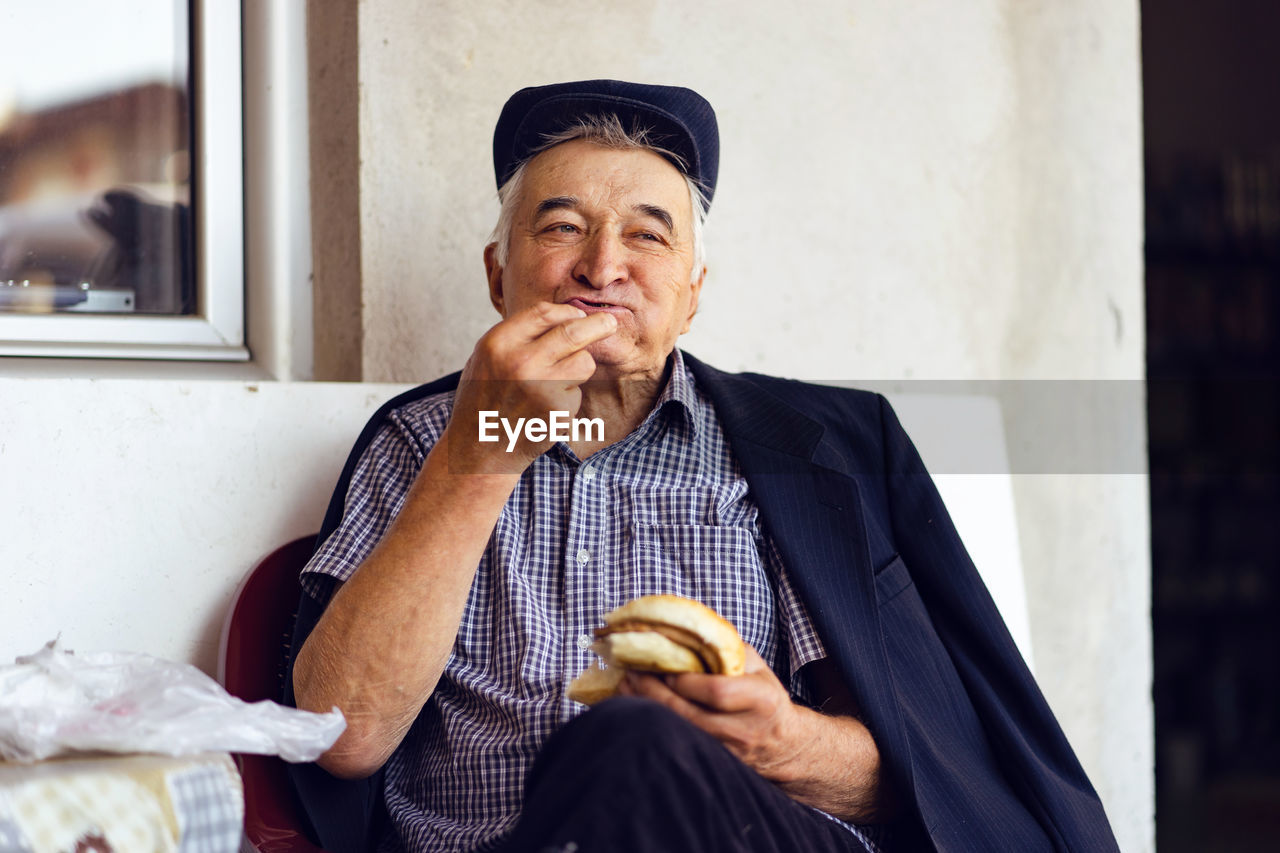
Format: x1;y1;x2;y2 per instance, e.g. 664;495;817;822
0;0;248;361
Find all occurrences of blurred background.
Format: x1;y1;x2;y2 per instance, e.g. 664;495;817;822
0;0;192;315
1144;1;1280;850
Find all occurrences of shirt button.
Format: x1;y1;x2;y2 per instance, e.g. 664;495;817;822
580;466;596;481
576;548;591;565
577;634;593;650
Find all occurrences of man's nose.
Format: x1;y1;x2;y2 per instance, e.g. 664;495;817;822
572;230;627;289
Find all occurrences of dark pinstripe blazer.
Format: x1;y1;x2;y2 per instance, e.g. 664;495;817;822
287;353;1120;853
680;355;1119;852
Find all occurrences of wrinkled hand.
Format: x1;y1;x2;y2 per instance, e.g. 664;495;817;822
446;302;616;471
618;646;888;821
618;645;804;783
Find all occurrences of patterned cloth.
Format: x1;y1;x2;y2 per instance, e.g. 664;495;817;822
302;351;884;853
0;752;243;853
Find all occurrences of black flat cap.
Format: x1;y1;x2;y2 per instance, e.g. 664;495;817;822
492;79;719;206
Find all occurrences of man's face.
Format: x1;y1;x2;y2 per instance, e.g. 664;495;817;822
484;138;704;380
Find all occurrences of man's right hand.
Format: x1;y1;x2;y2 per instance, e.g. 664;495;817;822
446;302;617;472
295;303;614;778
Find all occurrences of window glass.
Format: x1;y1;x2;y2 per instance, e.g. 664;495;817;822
0;1;192;316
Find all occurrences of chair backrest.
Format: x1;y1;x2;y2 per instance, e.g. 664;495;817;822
218;535;327;853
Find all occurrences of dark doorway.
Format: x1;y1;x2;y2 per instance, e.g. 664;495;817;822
1144;2;1280;850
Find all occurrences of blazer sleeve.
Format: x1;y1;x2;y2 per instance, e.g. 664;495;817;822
875;393;1120;851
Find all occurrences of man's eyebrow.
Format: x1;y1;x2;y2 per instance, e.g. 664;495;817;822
534;196;578;217
634;203;674;233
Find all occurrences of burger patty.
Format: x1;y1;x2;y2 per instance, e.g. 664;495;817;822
596;621;720;673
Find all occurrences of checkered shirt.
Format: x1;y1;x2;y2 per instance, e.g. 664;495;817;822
302;351;884;853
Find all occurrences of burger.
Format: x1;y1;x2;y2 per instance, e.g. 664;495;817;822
567;594;746;705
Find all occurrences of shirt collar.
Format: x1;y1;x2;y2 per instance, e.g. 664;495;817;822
646;348;701;439
548;350;703;468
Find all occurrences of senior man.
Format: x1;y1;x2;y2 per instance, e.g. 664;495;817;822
287;80;1119;853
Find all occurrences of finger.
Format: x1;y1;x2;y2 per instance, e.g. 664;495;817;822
553;348;597;386
507;301;589;338
621;671;674;701
463;305;574;380
623;672;715;724
742;644;769;675
624;675;769;769
465;307;607;391
476;303;589;363
495;302;613;352
538;312;617;365
665;671;767;713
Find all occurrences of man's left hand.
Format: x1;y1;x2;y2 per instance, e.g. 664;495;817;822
617;646;892;823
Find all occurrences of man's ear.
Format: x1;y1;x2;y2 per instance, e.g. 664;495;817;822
680;265;706;335
483;243;506;315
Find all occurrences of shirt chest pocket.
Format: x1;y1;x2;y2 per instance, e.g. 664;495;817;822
622;523;774;653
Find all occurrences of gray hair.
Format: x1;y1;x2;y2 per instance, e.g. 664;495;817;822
489;114;709;281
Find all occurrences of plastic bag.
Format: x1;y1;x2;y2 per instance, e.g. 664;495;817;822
0;639;345;763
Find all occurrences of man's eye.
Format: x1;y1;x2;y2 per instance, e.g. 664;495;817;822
633;231;661;242
551;223;579;234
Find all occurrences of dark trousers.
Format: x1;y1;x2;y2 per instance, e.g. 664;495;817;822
497;697;873;853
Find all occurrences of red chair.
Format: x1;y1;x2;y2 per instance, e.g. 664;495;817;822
218;535;328;853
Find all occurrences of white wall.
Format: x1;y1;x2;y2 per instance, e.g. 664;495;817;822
0;379;407;676
349;1;1151;849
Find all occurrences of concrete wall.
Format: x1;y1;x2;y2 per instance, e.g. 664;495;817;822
0;379;408;676
310;1;1150;848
